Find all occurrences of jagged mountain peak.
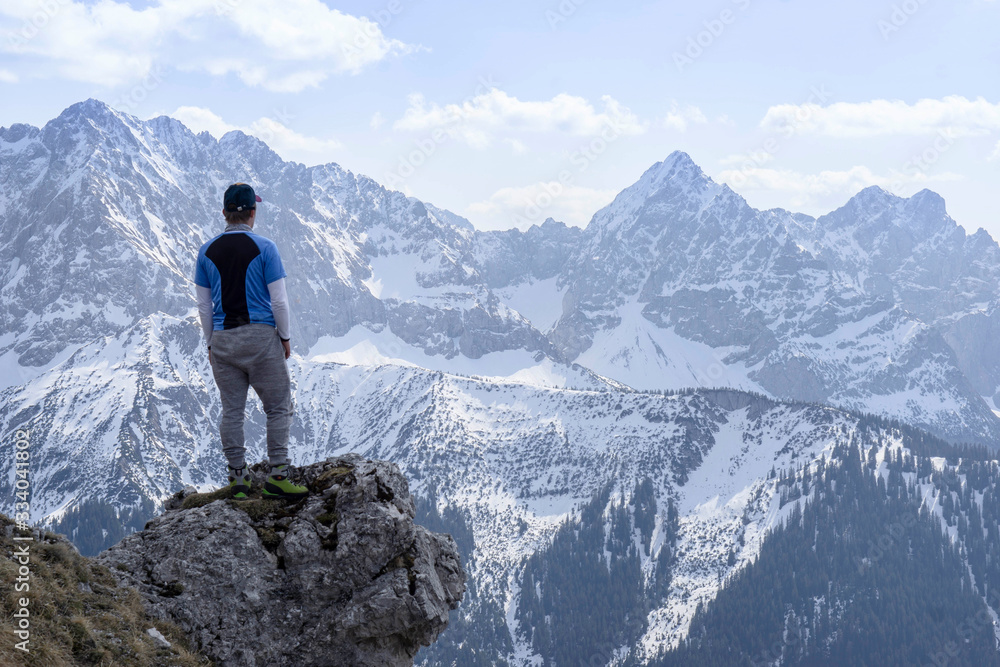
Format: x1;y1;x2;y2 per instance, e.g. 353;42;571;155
901;188;955;236
653;149;700;171
37;99;199;181
640;150;713;194
217;128;286;170
219;128;265;149
821;184;956;240
908;187;946;210
844;184;945;213
584;151;724;240
48;101;283;177
0;122;41;144
61;97;114;116
50;98;137;135
611;150;716;209
834;185;913;223
851;183;897;204
144;113;201;140
535;216;572;232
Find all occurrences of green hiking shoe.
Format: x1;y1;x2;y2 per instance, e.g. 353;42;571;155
262;464;309;500
227;464;252;500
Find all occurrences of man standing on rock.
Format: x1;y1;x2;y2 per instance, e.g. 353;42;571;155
194;183;308;500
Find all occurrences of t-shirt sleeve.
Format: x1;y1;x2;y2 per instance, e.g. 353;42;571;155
194;252;210;288
262;242;287;285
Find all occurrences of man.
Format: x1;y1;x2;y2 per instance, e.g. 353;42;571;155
194;182;308;500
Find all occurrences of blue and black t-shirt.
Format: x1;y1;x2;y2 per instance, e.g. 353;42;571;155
194;229;286;330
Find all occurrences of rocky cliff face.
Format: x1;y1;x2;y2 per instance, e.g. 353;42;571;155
97;455;466;667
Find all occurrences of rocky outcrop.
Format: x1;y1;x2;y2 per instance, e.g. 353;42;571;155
97;455;466;667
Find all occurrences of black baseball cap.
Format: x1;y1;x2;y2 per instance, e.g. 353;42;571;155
224;183;262;212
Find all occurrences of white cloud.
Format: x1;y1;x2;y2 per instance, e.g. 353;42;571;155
465;181;617;230
170;106;341;165
720;166;887;198
504;138;528;155
0;0;413;91
719;151;777;168
760;96;1000;138
393;89;645;148
370;112;385;130
170;106;240;138
717;165;963;210
990;141;1000;161
662;102;707;132
0;68;16;83
248;116;343;157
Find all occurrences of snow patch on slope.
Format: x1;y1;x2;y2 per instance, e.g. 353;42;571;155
578;302;765;393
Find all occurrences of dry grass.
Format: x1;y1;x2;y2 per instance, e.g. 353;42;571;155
0;514;212;666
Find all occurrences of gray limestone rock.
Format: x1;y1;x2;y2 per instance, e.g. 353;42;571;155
98;455;465;667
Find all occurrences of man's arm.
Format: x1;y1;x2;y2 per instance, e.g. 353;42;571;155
268;278;291;359
261;239;290;358
196;285;214;348
194;251;215;362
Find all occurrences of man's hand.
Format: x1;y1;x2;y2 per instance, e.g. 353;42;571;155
281;339;291;359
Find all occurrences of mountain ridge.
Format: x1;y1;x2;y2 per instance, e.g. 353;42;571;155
7;98;1000;663
5;99;1000;436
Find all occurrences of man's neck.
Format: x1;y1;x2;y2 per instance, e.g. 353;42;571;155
225;223;254;233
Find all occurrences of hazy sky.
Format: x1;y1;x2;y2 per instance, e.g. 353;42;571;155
2;0;999;235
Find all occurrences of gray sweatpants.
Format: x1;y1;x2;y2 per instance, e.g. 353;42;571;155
210;323;293;468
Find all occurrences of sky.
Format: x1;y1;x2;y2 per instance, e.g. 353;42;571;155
1;0;999;235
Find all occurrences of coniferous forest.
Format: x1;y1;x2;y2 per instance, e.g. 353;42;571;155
662;435;1000;666
516;479;678;667
52;498;155;557
418;413;1000;666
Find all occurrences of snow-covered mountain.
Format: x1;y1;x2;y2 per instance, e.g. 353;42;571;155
9;329;995;663
552;154;1000;444
4;100;1000;443
0;100;566;385
5;99;1000;664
